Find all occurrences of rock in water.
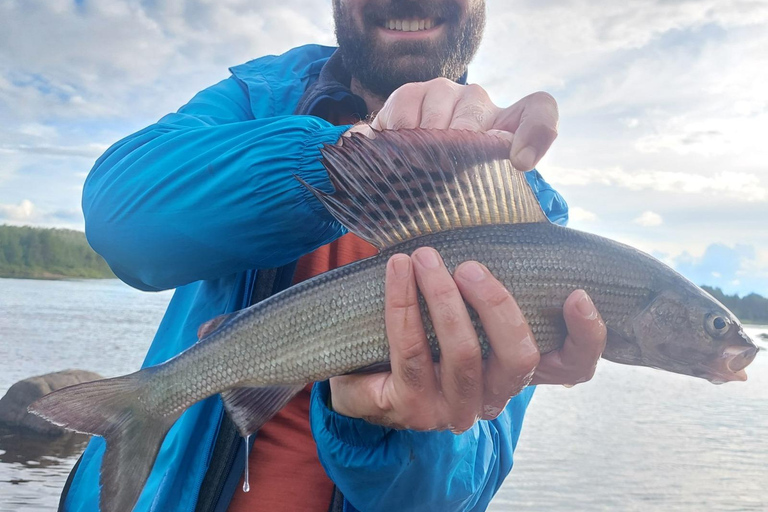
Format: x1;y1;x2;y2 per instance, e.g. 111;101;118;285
0;370;103;436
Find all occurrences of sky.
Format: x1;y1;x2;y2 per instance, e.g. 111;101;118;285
0;0;767;296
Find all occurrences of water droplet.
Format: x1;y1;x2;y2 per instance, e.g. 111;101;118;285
242;434;251;493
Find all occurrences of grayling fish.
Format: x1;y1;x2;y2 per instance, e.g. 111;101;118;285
30;129;758;512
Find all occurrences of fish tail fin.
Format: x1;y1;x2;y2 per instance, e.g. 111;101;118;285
29;369;179;512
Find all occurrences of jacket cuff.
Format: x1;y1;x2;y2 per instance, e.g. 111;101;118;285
311;380;393;448
297;124;352;217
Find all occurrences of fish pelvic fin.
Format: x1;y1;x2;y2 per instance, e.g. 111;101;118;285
28;369;179;512
299;129;549;250
221;385;304;437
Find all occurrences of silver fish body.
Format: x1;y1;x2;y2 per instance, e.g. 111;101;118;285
30;129;758;512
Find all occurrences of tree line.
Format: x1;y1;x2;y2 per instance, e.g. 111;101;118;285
0;225;114;279
701;285;768;324
1;225;767;324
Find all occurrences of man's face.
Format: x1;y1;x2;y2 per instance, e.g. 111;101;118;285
333;0;485;99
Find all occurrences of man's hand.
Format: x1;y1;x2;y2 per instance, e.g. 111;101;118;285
345;78;559;171
329;249;607;432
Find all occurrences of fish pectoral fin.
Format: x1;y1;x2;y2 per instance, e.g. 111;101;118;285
221;385;305;437
297;129;549;250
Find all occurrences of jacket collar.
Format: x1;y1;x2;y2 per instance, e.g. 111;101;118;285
294;49;469;122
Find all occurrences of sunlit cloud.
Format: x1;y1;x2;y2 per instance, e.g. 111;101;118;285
546;166;767;203
569;207;598;223
0;199;37;223
633;211;663;227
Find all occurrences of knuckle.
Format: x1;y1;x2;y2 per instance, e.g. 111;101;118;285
451;363;482;397
530;90;558;108
479;286;514;310
449;416;478;434
429;281;460;305
428;76;456;88
512;346;541;374
451;337;483;366
452;104;490;128
464;83;490;101
434;301;462;329
420;108;446;127
398;353;429;390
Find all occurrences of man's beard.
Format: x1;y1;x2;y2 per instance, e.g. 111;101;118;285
333;0;485;99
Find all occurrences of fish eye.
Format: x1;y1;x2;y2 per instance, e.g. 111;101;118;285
705;313;730;338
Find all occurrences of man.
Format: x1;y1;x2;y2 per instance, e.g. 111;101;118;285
64;1;606;511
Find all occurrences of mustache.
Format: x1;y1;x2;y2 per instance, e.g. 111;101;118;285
362;0;461;23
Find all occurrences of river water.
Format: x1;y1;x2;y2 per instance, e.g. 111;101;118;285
0;278;766;511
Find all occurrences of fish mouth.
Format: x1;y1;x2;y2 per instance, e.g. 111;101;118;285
700;344;759;384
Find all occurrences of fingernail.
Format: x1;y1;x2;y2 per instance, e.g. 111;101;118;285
414;248;440;268
391;255;410;278
575;290;598;320
512;145;537;171
458;261;485;282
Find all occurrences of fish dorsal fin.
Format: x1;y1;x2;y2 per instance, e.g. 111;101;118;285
301;129;549;250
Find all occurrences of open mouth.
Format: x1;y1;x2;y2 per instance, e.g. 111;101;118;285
702;345;759;384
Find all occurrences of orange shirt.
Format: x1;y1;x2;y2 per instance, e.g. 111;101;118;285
227;233;378;512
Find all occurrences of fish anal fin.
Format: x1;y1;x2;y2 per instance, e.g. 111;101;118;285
221;385;304;438
301;129;549;250
198;312;235;339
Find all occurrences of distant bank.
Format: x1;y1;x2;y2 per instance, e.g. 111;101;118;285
1;225;766;322
0;224;114;279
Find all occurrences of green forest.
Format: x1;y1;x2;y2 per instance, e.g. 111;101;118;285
0;225;114;279
701;286;768;325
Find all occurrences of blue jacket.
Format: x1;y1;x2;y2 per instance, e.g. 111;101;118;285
69;44;569;512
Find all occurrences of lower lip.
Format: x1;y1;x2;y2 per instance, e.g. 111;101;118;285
376;24;444;41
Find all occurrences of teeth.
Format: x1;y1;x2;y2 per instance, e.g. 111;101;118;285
385;19;436;32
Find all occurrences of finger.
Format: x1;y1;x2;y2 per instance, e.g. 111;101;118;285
486;129;515;146
492;91;559;171
412;248;483;433
530;290;607;386
453;262;539;419
329;372;394;425
449;83;499;132
385;254;440;410
371;83;426;131
342;122;376;141
419;78;461;129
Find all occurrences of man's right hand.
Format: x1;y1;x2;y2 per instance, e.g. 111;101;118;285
344;78;559;172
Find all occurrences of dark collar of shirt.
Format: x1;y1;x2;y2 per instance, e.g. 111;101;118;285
294;49;468;125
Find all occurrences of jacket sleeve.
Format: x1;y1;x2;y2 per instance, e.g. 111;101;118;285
311;381;536;512
83;76;349;291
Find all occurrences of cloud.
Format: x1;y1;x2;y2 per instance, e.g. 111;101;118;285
671;244;768;296
0;199;37;222
569;207;598;223
633;211;663;227
0;0;766;295
545;166;767;203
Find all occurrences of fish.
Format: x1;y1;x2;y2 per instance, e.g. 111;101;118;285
29;129;758;512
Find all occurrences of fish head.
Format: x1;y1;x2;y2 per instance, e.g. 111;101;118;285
603;287;758;383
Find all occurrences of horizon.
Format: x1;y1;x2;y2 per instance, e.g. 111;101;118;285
1;1;766;296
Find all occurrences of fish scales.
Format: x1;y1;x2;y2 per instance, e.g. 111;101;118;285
29;129;758;512
145;222;662;417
